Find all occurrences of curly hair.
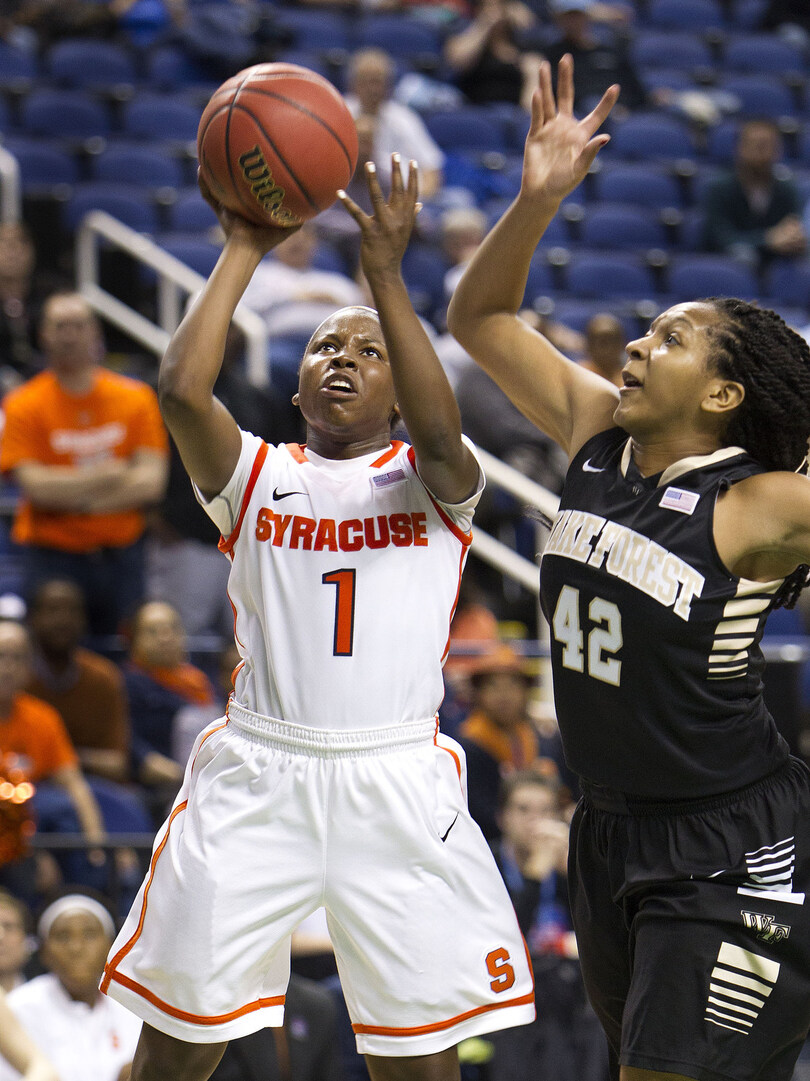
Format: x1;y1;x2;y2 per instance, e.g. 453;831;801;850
703;297;810;607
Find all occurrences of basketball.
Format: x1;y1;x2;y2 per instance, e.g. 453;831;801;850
197;63;359;228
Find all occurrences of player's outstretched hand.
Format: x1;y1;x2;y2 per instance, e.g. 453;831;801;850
337;155;419;282
197;169;300;255
521;54;619;208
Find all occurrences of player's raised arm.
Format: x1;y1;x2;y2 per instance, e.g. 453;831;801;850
158;177;298;499
338;156;479;504
447;56;621;459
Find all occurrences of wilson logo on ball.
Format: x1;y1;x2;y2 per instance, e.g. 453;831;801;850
238;146;300;226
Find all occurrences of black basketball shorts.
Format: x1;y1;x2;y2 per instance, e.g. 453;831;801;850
569;756;810;1081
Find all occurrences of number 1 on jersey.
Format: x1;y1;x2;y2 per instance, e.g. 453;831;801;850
322;569;356;656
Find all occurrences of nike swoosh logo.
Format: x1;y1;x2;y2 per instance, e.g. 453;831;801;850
272;487;306;501
582;459;605;473
440;813;459;843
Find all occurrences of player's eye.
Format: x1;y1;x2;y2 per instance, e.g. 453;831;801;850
363;347;382;358
317;341;336;352
664;333;679;346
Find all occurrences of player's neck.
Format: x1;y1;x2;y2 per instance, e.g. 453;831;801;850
305;429;392;461
629;432;724;478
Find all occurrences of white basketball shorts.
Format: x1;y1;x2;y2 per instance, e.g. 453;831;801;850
101;702;535;1056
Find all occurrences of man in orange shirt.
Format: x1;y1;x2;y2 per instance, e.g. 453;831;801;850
0;292;169;636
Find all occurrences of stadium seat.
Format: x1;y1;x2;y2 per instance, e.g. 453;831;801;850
63;182;160;234
91;143;186;190
20;88;112;139
592;164;683;209
0;42;38;87
423;108;507;155
167;187;219;232
765;260;810;309
156;233;222;277
564;252;657;300
550;298;639;338
607;112;697;162
665;255;758;302
578;204;667;251
722;34;806;75
4;137;79;191
717;75;798;119
145;45;213;90
121;95;201;142
644;0;726;31
273;9;352;51
729;0;768;29
44;38;137;91
631;30;712;71
354;14;442;59
705;119;743;164
401;243;449;320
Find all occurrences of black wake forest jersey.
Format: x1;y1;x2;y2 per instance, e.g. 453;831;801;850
540;427;790;799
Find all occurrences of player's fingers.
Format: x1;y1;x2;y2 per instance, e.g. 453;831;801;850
578;134;611;174
390;153;405;200
527;85;544;137
406;159;419;210
197;168;221;211
364;161;388;217
336;187;369;227
581;83;620;137
557;53;574;115
539;60;556;122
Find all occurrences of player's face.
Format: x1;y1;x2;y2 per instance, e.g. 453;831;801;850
295;309;397;453
614;302;730;438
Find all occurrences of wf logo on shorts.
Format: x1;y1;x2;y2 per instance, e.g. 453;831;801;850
741;911;791;944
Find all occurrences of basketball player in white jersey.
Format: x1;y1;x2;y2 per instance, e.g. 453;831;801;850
100;156;535;1081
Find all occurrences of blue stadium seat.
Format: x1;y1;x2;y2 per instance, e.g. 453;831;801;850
167;186;219;232
592;164;683;209
0;42;38;87
705;119;743;164
20;88;112;139
121;95;201;142
722;34;807;75
639;69;698;96
0;98;10;134
730;0;768;29
673;208;708;251
550;298;639;338
631;30;712;71
564;252;657;300
579;204;667;251
4;137;79;191
765;260;810;309
401;243;449;321
354;14;442;59
157;233;222;277
145;45;213;90
423;108;507;154
273;9;352;51
665;254;758;302
644;0;727;30
63;182;160;234
44;38;137;91
717;75;798;118
91;143;186;190
607;112;697;162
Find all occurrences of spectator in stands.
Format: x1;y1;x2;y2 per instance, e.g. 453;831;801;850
238;226;365;398
578;312;624;387
0;222;51;393
486;771;608;1081
0;891;141;1081
700;118;807;269
541;0;646;113
0;620;107;861
444;0;540;107
456;644;543;841
440;206;488;302
0;985;58;1081
27;579;131;785
345;48;444;202
209;973;345;1081
0;889;33;993
0;292;169;637
147;323;301;639
123;600;217;798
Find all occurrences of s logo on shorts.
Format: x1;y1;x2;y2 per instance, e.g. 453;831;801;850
486;948;515;992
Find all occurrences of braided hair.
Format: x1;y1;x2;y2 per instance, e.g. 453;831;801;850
703;297;810;608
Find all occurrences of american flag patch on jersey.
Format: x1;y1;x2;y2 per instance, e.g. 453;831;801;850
660;486;700;515
372;468;406;488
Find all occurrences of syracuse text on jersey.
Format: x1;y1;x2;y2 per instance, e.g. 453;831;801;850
544;508;705;621
254;508;430;551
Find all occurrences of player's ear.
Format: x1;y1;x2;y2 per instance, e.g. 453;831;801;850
389;402;400;429
703;379;744;416
292;392;300;407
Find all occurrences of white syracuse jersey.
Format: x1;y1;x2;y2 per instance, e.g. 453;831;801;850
200;430;482;730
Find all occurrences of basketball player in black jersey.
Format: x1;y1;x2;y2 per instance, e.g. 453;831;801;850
449;55;810;1081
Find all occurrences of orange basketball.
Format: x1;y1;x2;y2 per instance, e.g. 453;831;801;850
197;63;359;227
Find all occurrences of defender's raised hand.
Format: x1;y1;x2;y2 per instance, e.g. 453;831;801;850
337;154;419;281
521;54;619;207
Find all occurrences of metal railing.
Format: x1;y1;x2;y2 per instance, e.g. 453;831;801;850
0;144;21;223
75;210;269;386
